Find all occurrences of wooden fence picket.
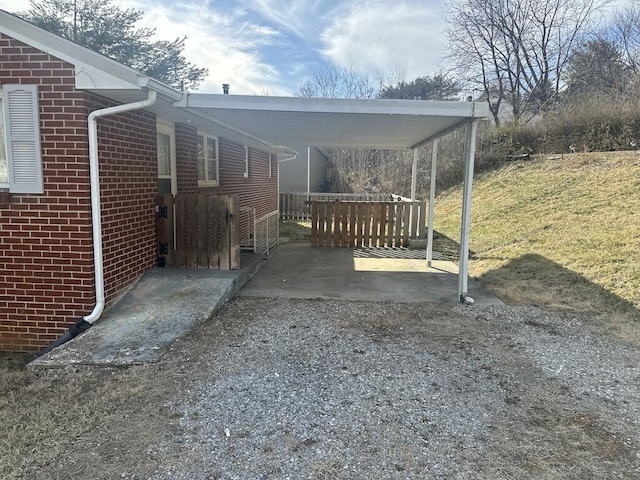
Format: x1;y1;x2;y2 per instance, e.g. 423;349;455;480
155;193;239;270
308;198;425;248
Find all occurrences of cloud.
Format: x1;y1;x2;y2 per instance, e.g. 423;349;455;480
0;0;449;95
0;0;26;13
321;1;446;80
117;1;287;94
242;0;333;39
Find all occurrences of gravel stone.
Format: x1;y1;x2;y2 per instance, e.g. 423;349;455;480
147;298;640;480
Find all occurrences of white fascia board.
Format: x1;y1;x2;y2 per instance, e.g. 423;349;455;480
75;65;140;90
179;93;490;119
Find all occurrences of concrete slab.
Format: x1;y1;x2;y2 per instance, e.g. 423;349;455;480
239;243;502;305
31;253;266;368
30;243;500;368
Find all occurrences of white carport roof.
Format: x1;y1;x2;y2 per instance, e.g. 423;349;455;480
177;94;490;304
177;94;489;150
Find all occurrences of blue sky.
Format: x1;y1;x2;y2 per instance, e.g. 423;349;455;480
2;0;631;96
0;0;448;95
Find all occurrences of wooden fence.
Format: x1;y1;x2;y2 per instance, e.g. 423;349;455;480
310;199;425;248
156;193;240;270
280;192;392;221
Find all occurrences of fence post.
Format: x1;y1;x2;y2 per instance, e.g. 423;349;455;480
197;194;208;268
311;201;318;247
229;195;240;270
174;194;186;267
208;195;220;269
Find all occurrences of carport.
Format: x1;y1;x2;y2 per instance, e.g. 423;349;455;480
176;94;490;303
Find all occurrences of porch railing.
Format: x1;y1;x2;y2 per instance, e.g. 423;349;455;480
240;207;279;255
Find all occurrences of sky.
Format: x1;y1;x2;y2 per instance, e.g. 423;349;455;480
0;0;632;96
0;0;448;95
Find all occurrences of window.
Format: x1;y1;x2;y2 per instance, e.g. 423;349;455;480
0;84;43;193
157;132;171;176
157;121;176;195
197;133;219;186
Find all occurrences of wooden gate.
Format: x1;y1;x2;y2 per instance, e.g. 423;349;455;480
310;199;425;248
156;193;240;270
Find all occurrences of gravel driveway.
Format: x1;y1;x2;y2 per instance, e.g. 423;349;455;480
141;297;640;480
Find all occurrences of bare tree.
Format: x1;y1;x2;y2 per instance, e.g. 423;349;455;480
608;0;640;73
444;0;607;124
297;65;377;99
565;38;631;96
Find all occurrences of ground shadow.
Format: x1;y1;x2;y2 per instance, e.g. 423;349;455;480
478;253;640;321
279;222;467;260
432;230;468;260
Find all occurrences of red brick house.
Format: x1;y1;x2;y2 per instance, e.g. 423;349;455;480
0;10;289;351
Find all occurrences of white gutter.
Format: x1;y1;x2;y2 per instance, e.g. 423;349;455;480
84;89;158;323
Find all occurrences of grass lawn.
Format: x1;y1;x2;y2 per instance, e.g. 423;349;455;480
435;151;640;327
279;219;311;242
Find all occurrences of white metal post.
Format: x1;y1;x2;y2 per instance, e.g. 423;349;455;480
410;148;419;239
458;121;478;303
410;148;418;200
426;138;438;267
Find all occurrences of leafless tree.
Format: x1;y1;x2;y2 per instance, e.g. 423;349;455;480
608;1;640;73
297;65;377;99
444;0;608;124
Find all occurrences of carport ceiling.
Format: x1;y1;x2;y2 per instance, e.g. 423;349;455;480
177;94;490;150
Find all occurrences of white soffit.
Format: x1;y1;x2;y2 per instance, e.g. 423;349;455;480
178;94;490;150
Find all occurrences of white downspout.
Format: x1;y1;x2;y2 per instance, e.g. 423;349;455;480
84;90;157;323
410;148;418;200
307;146;311;194
458;120;478;304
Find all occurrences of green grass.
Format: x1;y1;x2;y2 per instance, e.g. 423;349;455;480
435;152;640;323
280;220;311;242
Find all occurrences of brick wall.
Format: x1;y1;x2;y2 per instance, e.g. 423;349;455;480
175;122;198;194
0;35;159;351
0;34;94;351
203;138;278;214
86;93;157;306
200;138;278;239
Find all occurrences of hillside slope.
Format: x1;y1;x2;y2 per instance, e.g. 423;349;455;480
435;152;640;319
